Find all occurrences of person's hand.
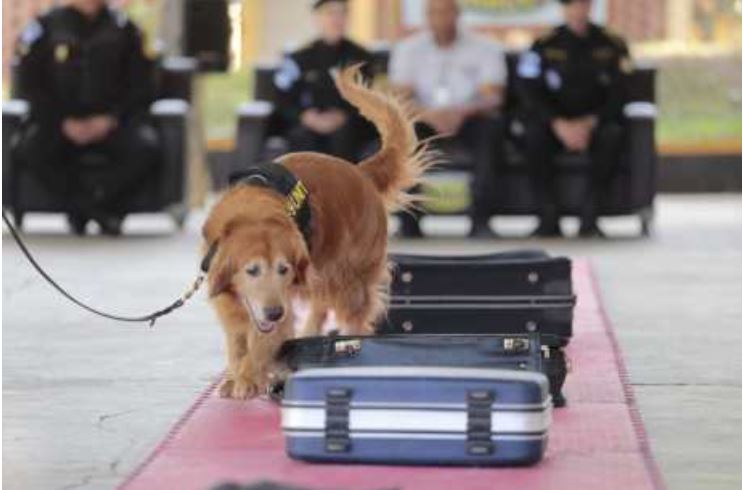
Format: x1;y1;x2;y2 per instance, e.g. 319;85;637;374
85;114;118;142
318;109;348;134
552;118;590;152
300;109;324;133
301;109;348;134
62;116;117;145
62;118;94;145
422;108;467;136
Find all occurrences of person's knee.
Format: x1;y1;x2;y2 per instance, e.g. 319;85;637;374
593;122;624;149
462;113;506;139
524;121;553;146
126;124;161;167
14;125;59;171
287;125;319;150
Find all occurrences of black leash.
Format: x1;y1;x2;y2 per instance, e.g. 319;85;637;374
2;209;207;327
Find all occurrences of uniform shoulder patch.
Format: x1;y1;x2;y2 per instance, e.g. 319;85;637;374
274;56;302;91
16;20;44;57
20;20;44;47
517;50;542;79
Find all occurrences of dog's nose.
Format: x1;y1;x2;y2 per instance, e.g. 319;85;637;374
264;306;284;322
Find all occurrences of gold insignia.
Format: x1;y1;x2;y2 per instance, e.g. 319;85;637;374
285;181;309;217
620;56;634;74
544;48;567;62
54;44;69;63
592;47;614;61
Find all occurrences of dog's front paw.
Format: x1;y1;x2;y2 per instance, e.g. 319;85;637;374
218;378;235;398
230;379;259;400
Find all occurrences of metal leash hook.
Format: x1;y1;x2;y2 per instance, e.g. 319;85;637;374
2;208;206;327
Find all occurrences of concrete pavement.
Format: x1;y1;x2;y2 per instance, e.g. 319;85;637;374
2;194;741;490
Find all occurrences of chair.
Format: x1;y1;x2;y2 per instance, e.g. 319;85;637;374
233;50;658;236
2;56;197;231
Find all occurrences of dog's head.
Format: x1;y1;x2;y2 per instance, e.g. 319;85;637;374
206;216;309;334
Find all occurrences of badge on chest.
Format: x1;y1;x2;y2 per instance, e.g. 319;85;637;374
54;44;70;63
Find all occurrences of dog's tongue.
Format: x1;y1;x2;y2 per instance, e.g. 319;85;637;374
257;321;276;334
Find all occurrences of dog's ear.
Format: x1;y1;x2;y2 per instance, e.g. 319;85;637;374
287;231;310;286
209;250;235;298
293;255;309;286
206;218;248;297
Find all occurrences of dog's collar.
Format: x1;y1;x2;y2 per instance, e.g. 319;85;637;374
201;163;313;273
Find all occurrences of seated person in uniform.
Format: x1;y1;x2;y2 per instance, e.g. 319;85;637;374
517;0;631;237
273;0;375;162
14;0;159;236
389;0;507;239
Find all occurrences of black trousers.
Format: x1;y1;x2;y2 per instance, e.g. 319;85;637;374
286;114;375;163
14;121;160;216
400;113;505;228
523;119;625;216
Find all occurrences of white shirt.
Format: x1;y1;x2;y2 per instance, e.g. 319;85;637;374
389;29;507;109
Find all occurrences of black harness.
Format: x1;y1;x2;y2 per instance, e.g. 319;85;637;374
201;163;313;273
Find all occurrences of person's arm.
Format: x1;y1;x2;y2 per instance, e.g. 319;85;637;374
273;55;306;126
458;43;507;117
15;19;61;128
388;41;420;106
115;21;155;122
516;45;559;124
596;38;631;124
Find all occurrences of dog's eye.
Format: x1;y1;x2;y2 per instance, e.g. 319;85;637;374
246;265;261;277
277;264;290;276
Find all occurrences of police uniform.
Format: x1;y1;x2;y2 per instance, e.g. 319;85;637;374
517;23;632;234
13;5;159;228
273;38;375;161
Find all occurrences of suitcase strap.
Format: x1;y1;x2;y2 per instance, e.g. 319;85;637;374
467;390;495;456
322;387;497;456
324;388;352;453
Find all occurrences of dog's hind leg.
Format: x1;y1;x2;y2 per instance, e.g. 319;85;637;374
335;282;385;336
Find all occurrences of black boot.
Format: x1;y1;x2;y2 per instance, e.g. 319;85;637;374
95;214;124;236
398;213;423;239
468;216;496;239
66;213;88;236
578;196;604;238
532;203;561;237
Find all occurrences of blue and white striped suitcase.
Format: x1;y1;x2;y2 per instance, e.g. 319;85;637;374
281;366;552;466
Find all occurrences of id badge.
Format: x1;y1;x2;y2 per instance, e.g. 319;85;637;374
432;85;452;108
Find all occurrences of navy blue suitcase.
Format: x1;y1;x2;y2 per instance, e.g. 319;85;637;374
275;333;567;408
281;366;552;466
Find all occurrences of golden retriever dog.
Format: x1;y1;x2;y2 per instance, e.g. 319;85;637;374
202;66;433;399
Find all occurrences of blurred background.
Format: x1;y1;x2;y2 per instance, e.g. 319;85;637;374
3;0;741;202
2;3;740;489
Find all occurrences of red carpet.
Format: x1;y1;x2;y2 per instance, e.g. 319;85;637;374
119;260;666;490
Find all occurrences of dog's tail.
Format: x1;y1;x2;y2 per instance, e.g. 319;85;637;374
335;65;436;212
